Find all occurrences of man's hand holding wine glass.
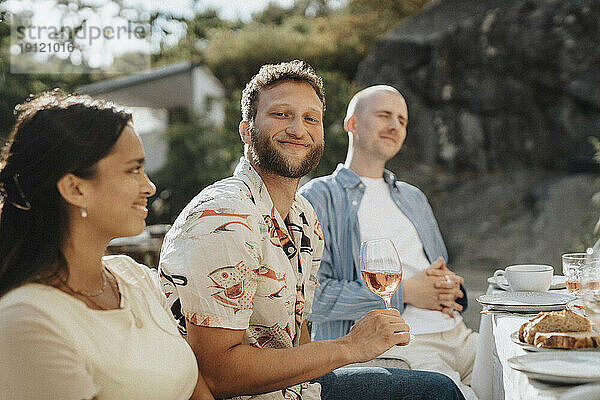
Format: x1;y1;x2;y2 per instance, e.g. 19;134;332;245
338;309;411;364
333;238;410;364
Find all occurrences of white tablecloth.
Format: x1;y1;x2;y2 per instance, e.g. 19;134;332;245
470;287;600;400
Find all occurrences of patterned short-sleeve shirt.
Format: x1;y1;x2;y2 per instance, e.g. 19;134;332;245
159;158;323;400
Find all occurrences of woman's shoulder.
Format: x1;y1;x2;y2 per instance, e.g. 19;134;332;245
0;284;68;325
103;254;154;279
102;254;161;293
1;283;58;305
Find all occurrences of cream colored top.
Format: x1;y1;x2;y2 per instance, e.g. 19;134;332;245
0;255;198;400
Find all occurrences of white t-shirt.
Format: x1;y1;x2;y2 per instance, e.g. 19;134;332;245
357;177;461;335
0;255;198;400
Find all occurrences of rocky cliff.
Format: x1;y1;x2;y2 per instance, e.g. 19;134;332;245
358;0;600;172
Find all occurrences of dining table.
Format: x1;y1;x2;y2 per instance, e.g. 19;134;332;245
470;281;600;400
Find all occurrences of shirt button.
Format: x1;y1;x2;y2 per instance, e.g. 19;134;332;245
352;200;358;206
358;183;364;188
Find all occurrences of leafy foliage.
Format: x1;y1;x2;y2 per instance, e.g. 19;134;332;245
148;0;430;221
576;136;600;250
313;70;354;177
0;19;92;142
154;9;241;66
149;115;243;223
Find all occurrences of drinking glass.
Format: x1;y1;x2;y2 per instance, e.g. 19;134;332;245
584;247;600;331
562;253;588;296
360;238;403;309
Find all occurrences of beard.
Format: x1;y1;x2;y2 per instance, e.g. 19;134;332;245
248;124;324;178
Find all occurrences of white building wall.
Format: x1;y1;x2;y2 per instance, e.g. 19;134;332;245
192;66;225;126
128;107;169;173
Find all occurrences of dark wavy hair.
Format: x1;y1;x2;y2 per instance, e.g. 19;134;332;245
0;89;132;296
240;60;326;124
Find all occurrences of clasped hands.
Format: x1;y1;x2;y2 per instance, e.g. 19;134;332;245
402;257;464;316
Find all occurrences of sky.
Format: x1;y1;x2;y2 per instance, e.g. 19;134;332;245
3;0;323;72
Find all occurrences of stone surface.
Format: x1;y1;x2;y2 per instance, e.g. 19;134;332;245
358;0;600;172
355;0;600;331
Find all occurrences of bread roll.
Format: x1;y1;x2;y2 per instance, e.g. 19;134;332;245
518;309;592;344
518;312;544;342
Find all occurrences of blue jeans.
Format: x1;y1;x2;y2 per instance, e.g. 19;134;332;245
313;367;465;400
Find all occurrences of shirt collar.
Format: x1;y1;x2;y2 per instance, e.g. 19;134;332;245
382;169;397;185
233;157;268;205
333;163;397;189
233;157;304;222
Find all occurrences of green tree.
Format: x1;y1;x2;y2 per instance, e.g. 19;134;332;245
0;18;92;142
149;111;243;223
154;9;241;66
147;0;432;221
312;70;354;177
203;0;431;92
576;137;600;250
346;0;430;21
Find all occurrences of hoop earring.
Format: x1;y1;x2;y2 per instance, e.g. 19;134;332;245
80;208;88;218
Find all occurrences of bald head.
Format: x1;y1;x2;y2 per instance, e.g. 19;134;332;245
342;85;408;174
344;85;406;127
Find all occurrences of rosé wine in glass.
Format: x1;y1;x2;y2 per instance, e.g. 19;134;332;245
361;271;403;298
360;239;403;309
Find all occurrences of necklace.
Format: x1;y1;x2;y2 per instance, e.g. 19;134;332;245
62;267;108;297
61;268;141;328
61;268;120;311
86;273;120;311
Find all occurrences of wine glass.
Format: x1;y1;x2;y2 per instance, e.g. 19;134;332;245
562;252;588;296
584;243;600;330
360;238;403;309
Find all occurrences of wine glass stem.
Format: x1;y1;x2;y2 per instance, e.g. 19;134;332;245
383;296;392;309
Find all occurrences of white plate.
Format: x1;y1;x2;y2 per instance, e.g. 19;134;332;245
559;382;600;400
477;292;575;312
487;275;566;290
510;330;600;352
508;352;600;384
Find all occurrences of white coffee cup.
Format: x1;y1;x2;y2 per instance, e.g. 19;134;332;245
493;264;554;292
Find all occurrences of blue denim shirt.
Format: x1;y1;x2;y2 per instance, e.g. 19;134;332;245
299;164;466;341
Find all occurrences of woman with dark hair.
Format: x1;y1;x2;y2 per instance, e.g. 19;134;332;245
0;90;214;400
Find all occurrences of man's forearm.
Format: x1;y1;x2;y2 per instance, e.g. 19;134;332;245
194;335;351;397
190;310;410;398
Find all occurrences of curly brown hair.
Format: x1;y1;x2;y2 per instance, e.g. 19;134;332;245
241;60;325;124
